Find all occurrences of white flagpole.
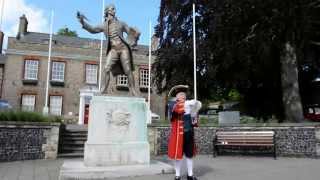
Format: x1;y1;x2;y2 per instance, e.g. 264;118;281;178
98;0;105;92
43;10;54;115
148;20;152;110
0;0;5;30
192;3;197;100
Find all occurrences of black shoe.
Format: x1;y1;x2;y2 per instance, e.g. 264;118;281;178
174;176;181;180
187;175;198;180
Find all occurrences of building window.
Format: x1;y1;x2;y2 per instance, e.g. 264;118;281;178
139;68;149;88
51;61;65;82
117;74;128;86
24;60;39;80
85;64;98;84
21;94;35;111
49;95;62;116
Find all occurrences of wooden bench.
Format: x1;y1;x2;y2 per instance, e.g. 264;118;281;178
213;131;276;159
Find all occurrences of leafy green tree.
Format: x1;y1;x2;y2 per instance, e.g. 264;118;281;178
57;27;78;37
154;0;320;122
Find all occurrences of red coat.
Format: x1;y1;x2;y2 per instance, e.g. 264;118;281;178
168;102;197;160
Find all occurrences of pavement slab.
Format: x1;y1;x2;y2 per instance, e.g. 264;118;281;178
0;155;319;180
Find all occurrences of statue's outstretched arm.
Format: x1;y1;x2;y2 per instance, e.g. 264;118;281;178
77;11;104;34
82;21;104;34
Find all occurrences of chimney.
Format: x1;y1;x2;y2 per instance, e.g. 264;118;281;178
16;14;28;39
0;31;3;54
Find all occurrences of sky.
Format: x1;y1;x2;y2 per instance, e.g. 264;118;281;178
0;0;161;48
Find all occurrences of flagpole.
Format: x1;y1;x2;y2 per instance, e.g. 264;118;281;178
43;10;54;115
98;0;105;92
0;0;5;30
192;3;197;100
148;20;152;110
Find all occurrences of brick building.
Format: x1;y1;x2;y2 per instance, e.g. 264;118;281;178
1;15;165;124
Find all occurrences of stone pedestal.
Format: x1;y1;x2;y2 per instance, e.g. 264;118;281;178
84;142;150;166
59;96;173;180
59;160;174;180
84;96;150;166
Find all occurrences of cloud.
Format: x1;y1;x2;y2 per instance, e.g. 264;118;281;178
0;0;49;49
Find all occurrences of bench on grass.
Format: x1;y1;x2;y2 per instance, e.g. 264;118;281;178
213;131;276;159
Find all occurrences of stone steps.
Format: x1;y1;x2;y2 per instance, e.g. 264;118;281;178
64;124;88;131
58;153;84;158
58;124;88;158
61;134;88;139
62;146;84;151
62;136;87;141
62;140;86;145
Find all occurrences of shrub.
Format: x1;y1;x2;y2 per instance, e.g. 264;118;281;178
0;111;62;123
199;115;218;125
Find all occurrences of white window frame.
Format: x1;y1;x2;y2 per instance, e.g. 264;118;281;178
117;74;128;87
85;64;98;84
49;95;63;116
51;61;65;82
139;68;149;88
21;94;36;112
24;60;39;80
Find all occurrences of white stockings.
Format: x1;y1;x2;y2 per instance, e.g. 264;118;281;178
174;158;193;177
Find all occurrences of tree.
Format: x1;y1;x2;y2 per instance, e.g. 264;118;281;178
154;0;320;122
57;27;78;37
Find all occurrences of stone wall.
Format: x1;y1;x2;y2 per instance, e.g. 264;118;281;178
3;122;318;162
0;121;60;162
148;123;320;158
316;127;320;157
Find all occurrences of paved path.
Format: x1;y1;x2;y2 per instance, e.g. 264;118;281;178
1;155;320;180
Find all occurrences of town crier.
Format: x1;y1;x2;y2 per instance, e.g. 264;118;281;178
167;86;202;180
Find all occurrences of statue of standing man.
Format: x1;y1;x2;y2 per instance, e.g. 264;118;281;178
77;4;140;96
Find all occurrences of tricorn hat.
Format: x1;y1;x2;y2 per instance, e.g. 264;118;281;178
168;85;189;98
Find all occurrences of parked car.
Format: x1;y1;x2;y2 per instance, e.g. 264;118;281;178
0;100;12;110
151;112;160;121
206;101;240;115
304;104;320;121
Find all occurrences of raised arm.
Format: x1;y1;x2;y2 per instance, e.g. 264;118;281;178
82;21;104;34
77;11;104;34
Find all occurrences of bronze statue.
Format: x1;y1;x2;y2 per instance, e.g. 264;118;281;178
77;4;140;96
